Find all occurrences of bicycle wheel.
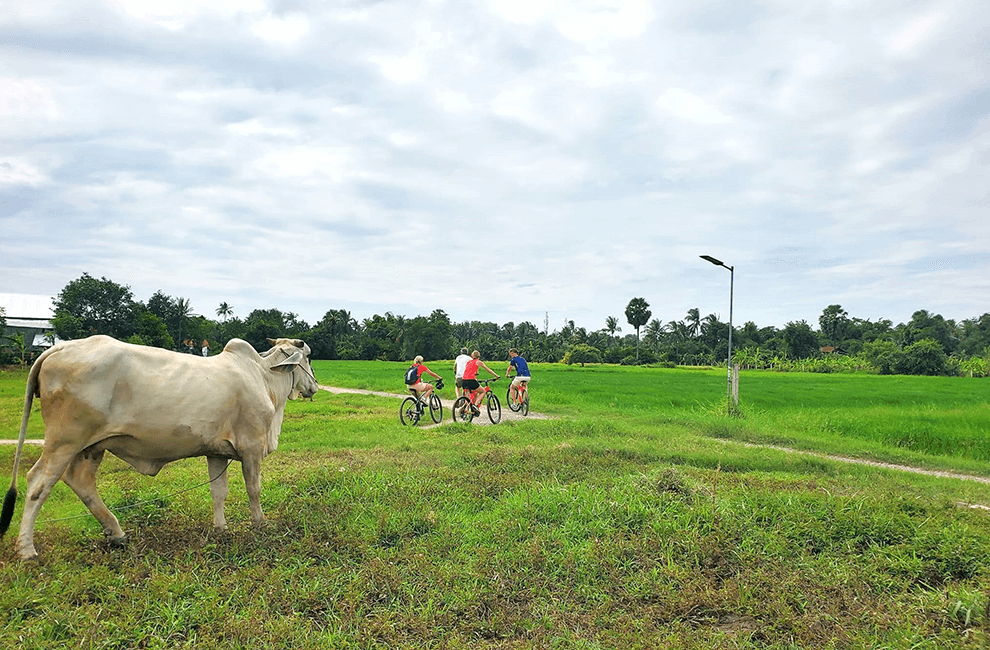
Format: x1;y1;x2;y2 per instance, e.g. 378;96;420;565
429;393;443;423
521;392;529;417
452;396;474;423
400;397;421;426
487;393;501;424
505;386;520;412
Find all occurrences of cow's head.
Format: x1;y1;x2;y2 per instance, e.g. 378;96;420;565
265;338;319;400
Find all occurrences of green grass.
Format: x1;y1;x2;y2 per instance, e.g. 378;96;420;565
312;361;990;473
1;363;989;648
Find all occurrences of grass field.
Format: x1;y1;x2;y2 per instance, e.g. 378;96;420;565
1;361;989;649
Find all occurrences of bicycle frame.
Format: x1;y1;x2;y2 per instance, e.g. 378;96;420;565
466;378;496;406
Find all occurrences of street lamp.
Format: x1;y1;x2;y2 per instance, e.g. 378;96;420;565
700;255;736;409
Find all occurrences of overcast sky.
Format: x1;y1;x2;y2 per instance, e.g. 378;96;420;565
1;0;987;334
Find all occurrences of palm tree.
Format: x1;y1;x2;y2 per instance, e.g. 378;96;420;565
175;297;193;351
685;308;701;339
643;319;663;352
701;313;722;343
625;298;652;362
604;316;621;347
663;320;688;364
216;302;233;321
343;310;358;335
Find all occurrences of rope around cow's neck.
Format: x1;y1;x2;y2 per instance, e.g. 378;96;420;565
37;459;234;526
276;347;318;393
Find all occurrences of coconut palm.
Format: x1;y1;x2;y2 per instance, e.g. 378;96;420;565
643;319;663;352
216;302;233;321
175;298;193;351
604;316;621;347
685;308;701;339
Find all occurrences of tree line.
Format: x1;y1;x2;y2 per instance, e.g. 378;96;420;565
13;273;990;377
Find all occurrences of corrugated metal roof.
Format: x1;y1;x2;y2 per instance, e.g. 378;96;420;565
0;293;55;319
6;318;53;329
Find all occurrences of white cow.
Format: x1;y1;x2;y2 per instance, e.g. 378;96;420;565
0;335;319;559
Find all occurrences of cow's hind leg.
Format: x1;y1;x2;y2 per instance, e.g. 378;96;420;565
207;457;231;531
61;449;126;546
16;446;78;559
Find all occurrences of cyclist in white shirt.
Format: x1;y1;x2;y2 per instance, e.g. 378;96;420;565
453;347;471;397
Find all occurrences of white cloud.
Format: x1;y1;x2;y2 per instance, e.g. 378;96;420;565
114;0;266;28
374;55;425;83
491;0;652;41
886;6;951;57
0;0;986;331
0;158;48;187
655;88;732;125
251;13;311;45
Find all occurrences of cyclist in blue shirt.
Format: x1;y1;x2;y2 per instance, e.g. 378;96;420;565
506;348;531;405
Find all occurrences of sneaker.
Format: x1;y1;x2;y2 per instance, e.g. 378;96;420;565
471;406;481;416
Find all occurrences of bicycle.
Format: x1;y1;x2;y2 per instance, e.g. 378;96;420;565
505;378;530;416
399;380;444;426
452;378;501;424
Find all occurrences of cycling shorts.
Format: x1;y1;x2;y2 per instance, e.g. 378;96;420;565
511;376;530;388
461;379;480;391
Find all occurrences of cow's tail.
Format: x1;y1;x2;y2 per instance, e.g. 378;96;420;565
0;349;47;539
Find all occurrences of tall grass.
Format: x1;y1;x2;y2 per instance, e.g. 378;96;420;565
1;363;989;648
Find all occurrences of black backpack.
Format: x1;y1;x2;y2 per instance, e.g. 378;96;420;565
404;365;419;385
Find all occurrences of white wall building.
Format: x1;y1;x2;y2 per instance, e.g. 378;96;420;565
1;293;60;350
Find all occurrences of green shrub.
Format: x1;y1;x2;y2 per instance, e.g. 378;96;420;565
861;339;902;375
562;343;602;366
896;339;953;376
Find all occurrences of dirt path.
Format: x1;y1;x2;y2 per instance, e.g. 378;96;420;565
711;438;990;486
320;385;549;426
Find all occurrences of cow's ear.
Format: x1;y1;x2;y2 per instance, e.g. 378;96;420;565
267;338;278;346
292;339;304;348
272;350;304;371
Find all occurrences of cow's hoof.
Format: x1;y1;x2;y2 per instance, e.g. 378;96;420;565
15;545;39;561
106;534;128;548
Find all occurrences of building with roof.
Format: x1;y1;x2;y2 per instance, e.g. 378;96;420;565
1;293;60;354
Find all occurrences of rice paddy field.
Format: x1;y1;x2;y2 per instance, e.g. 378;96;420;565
1;360;988;649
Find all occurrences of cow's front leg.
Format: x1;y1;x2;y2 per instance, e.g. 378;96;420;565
207;457;230;531
240;455;265;525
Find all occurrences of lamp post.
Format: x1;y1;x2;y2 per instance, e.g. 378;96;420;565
700;255;736;409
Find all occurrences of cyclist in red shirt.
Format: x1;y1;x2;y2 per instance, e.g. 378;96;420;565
461;350;498;414
407;355;442;403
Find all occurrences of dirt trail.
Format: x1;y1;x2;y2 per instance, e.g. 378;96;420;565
320;385;549;426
